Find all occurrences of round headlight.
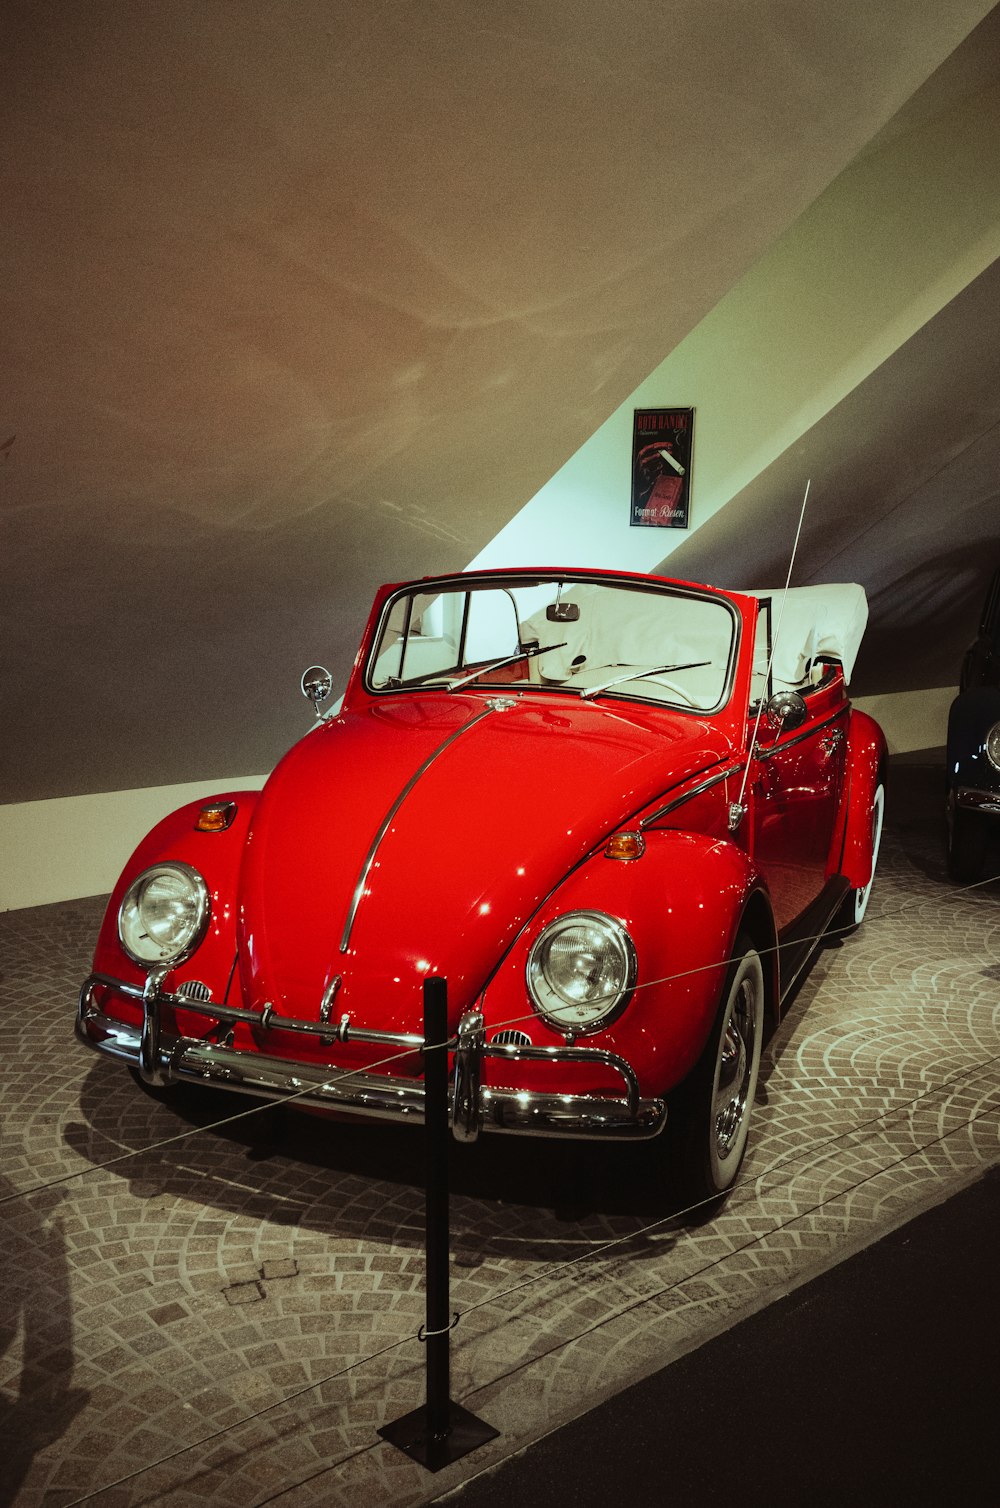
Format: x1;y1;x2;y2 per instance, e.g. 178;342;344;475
118;862;210;968
986;722;1000;772
526;910;636;1034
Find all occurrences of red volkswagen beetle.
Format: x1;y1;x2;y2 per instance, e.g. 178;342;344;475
77;569;885;1202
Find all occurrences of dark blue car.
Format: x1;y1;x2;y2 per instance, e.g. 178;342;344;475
947;569;1000;880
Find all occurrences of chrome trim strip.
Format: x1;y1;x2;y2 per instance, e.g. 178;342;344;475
79;973;425;1049
753;708;847;760
639;762;741;829
955;786;1000;814
483;1037;641;1115
478;1087;665;1139
76;983;666;1141
339;704;498;952
634;700;848;831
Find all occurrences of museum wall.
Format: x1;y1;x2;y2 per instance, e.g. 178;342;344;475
3;2;1000;909
474;57;1000;762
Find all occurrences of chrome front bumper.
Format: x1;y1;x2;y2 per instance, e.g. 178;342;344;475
76;973;667;1142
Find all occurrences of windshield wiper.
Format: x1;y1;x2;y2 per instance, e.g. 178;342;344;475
579;661;710;700
446;641;568;693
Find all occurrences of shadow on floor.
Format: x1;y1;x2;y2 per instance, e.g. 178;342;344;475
0;1171;90;1506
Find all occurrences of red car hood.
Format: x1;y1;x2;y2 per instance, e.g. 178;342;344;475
238;691;732;1036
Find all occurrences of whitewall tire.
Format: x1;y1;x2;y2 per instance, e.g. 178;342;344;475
670;937;764;1207
837;780;884;932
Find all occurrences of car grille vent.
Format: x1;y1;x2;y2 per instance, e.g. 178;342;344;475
177;980;213;1003
491;1029;532;1047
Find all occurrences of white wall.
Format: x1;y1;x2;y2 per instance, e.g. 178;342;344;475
469;79;1000;580
10;77;998;910
463;83;1000;761
0;776;266;911
853;687;957;759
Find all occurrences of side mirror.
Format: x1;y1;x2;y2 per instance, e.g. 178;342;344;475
301;665;333;716
765;689;807;731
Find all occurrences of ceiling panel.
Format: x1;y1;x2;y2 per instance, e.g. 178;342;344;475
2;0;994;798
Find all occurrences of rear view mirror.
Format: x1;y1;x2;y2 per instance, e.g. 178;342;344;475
765;690;807;731
546;601;580;623
301;665;333;717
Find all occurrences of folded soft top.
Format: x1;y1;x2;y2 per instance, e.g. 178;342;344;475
738;583;868;685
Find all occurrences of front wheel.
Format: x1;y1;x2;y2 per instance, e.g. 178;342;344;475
668;938;764;1209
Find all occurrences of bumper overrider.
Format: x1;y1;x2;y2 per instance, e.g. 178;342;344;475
76;972;667;1141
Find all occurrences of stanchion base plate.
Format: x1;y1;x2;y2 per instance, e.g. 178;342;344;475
378;1400;499;1472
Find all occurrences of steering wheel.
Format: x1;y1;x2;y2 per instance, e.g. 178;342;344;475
643;676;698;706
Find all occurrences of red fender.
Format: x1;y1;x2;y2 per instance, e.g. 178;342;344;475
838;709;887;890
479;828;775;1101
91;791;259;1031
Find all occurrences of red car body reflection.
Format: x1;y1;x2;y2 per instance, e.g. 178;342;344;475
78;568;886;1202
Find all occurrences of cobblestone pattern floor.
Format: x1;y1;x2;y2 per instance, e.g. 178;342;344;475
1;769;997;1506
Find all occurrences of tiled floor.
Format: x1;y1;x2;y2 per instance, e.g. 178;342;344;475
1;767;998;1506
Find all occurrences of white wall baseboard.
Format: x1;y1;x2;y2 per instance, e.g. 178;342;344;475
852;685;955;758
1;775;267;912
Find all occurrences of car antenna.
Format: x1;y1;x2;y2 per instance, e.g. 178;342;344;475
730;478;811;830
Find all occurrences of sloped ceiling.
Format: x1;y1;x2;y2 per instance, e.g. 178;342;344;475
2;0;996;801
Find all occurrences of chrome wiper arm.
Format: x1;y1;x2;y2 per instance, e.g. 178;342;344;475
579;660;710;700
446;641;568;693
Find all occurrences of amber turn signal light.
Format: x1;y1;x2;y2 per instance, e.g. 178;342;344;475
604;832;645;861
195;801;237;832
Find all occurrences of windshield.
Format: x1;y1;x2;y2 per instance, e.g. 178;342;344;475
366;575;738;713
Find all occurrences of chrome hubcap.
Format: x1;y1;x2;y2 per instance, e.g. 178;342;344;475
713;978;756;1158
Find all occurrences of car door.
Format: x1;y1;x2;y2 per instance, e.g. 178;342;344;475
749;695;848;933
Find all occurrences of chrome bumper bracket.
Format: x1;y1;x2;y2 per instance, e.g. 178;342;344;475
77;973;667;1142
955;785;1000;816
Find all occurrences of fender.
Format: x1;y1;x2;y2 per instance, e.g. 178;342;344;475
478;827;775;1100
91;791;259;1031
838;708;887;890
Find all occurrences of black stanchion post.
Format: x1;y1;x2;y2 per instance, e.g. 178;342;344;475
378;976;498;1472
423;973;452;1441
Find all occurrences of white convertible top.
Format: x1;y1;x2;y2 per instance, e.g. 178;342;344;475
739;583;868;685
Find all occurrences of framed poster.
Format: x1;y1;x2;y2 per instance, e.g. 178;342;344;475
630;408;694;528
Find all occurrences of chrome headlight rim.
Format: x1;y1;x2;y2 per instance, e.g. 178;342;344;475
117;861;211;970
985;721;1000;772
526;909;637;1037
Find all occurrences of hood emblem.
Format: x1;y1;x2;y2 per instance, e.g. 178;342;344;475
486;697;517;712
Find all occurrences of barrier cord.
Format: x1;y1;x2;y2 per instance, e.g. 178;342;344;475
3;866;997;1503
4;865;998;1212
61;1092;1000;1507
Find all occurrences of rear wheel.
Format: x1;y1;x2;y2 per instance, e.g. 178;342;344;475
835;780;884;933
947;806;987;883
669;938;764;1210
